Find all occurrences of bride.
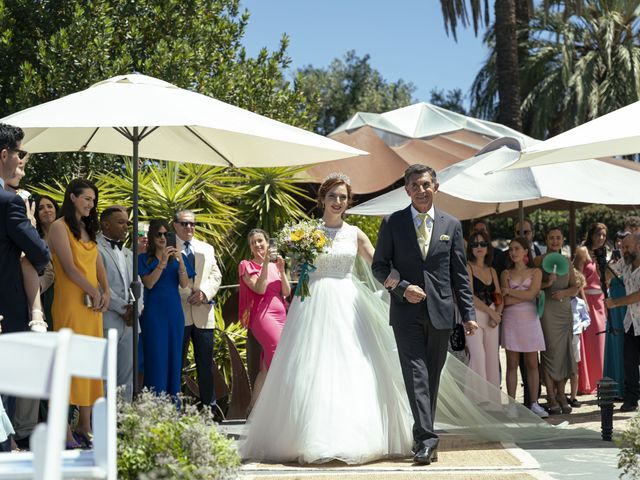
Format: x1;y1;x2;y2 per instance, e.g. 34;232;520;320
239;173;414;464
239;173;597;465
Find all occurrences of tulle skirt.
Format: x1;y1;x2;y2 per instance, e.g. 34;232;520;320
239;274;413;464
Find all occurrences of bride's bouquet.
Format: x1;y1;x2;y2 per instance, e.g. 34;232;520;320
276;219;331;300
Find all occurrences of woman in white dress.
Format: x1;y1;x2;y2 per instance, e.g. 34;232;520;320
239;173;414;464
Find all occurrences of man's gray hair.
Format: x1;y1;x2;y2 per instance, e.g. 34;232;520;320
173;209;196;222
404;164;437;185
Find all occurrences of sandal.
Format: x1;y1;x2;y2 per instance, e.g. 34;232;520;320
65;439;82;450
72;431;93;449
547;404;562;415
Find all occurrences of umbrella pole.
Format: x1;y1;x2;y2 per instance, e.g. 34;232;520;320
569;201;577;257
518;201;525;236
131;127;141;396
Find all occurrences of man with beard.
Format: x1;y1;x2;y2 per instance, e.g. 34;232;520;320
606;233;640;412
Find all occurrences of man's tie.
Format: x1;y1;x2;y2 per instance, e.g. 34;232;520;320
184;241;196;269
107;238;123;250
417;212;430;260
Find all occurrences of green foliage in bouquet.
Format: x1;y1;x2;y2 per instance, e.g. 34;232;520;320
117;389;240;480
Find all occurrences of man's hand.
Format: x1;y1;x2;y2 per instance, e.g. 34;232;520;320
605;297;617;309
122;305;134;327
384;269;400;289
465;320;479;336
188;289;207;305
403;285;426;304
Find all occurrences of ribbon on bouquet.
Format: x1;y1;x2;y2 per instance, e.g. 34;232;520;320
294;261;316;301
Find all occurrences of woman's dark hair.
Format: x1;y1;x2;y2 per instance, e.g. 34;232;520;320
506;237;535;269
317;176;353;218
466;229;493;266
584;222;608;250
59;179;99;241
247;228;268;244
35;194;60;238
146;219;171;265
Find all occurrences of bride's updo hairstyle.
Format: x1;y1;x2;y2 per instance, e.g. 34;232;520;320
317;173;353;218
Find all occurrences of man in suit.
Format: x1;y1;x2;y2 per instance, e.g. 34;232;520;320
372;164;477;465
0;123;50;334
173;209;222;414
97;205;134;401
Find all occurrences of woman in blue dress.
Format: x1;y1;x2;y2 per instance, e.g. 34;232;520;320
139;219;195;396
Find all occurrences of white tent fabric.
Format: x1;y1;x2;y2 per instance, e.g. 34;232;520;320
2;73;366;166
348;145;640;218
505;100;640;170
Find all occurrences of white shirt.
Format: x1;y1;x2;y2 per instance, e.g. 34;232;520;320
611;260;640;335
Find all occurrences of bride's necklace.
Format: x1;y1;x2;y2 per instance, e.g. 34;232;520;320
323;220;344;241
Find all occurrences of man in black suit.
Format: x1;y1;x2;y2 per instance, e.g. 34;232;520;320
0;124;50;334
372;164;477;465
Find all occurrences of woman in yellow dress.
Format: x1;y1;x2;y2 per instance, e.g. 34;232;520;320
48;178;110;448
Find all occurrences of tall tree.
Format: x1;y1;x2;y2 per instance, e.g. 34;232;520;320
296;50;415;135
439;0;525;130
0;0;316;185
429;88;467;114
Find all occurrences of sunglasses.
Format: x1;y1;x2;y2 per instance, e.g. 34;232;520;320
5;148;28;159
156;231;169;237
176;221;197;228
470;241;489;248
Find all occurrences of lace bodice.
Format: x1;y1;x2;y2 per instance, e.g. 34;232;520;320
310;223;358;279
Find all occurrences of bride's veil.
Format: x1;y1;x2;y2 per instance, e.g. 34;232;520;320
353;255;597;444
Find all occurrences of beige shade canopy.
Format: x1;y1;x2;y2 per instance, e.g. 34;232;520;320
305;102;535;194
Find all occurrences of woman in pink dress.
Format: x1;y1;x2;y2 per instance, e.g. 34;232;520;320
500;237;547;417
573;223;608;394
239;228;291;411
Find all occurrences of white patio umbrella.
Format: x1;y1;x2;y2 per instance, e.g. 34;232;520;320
1;73;367;391
348;140;640;217
503;100;640;170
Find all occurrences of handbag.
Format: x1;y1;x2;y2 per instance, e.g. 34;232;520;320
449;322;466;351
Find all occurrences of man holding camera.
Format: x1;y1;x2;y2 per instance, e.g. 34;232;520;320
606;233;640;412
173;210;222;415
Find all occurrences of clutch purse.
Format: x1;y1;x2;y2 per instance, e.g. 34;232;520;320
449;323;466;351
492;292;503;306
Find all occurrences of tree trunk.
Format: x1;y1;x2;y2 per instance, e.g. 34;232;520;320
494;0;522;131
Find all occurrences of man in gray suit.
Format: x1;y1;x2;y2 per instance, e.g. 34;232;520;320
97;206;134;401
372;164;477;465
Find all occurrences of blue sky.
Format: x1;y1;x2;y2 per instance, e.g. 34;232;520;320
239;0;491;106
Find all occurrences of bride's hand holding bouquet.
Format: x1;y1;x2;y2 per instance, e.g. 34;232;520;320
276;219;331;300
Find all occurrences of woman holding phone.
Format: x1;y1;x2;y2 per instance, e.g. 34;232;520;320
239;228;291;411
138;219;195;397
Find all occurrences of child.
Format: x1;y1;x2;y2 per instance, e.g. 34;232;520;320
569;269;591;407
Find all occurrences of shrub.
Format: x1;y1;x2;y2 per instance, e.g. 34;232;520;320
616;412;640;479
117;389;240;479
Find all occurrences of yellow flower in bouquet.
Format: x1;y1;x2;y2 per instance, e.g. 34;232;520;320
276;219;331;300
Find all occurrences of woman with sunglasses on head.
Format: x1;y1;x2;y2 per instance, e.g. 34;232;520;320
466;229;502;388
534;228;578;414
138;219;195;398
48;178;110;448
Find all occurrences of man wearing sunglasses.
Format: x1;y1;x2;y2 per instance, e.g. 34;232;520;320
0;123;50;335
173;209;222;417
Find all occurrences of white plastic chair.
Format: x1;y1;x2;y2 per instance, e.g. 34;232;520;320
0;329;117;480
0;329;73;480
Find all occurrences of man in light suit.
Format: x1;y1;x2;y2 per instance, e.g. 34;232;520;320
97;206;134;401
174;209;222;413
372;164;477;465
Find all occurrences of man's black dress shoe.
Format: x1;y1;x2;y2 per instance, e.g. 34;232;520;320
413;446;438;465
620;402;639;413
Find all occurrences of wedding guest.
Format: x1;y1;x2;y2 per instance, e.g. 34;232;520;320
139;219;194;397
97;206;134;401
534;227;578;414
239;228;291;411
466;229;502;388
501;237;547;417
568;270;590;408
470;219;507;277
35;195;59;330
573;223;608;394
48;178;110;448
604;230;629;398
624;216;640;235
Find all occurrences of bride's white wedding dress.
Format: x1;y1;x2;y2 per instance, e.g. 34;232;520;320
239;223;598;465
239;223;413;464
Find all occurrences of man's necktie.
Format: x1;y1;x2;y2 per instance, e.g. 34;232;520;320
184;241;196;269
417;213;430;259
107;238;123;250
